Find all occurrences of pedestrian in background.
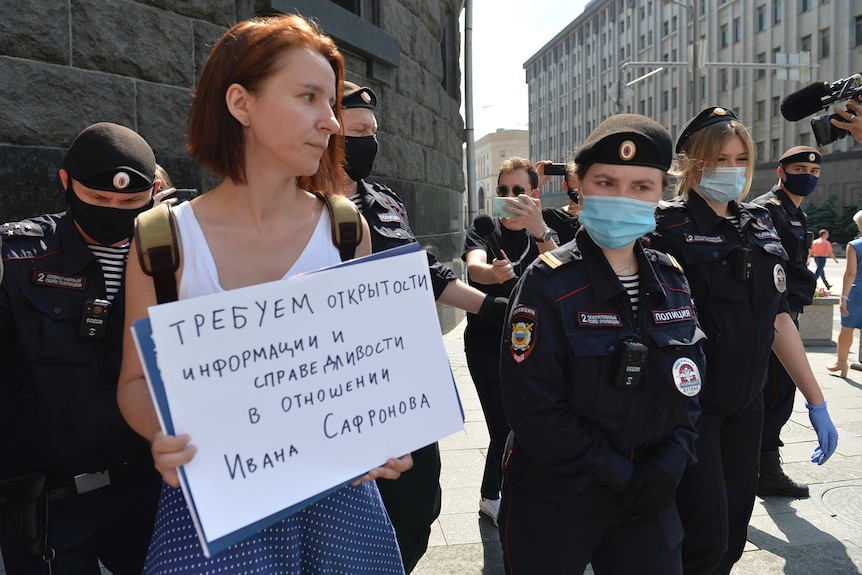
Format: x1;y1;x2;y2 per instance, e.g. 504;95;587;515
0;122;162;574
828;209;862;378
751;146;822;499
808;229;839;291
499;115;704;574
117;14;411;574
649;106;838;575
462;157;557;526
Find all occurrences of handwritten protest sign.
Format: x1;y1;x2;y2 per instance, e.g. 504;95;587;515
132;245;463;557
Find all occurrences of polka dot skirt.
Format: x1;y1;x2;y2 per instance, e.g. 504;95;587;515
143;481;405;574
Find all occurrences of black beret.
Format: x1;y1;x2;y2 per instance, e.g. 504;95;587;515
342;81;377;110
676;106;739;153
62;122;155;193
779;145;821;165
574;114;672;171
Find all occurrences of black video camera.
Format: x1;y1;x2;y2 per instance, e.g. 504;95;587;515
781;73;862;147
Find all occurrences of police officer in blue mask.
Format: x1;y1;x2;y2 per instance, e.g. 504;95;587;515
751;146;821;499
499;114;705;574
649;107;838;575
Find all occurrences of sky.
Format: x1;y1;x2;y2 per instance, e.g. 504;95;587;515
461;0;592;140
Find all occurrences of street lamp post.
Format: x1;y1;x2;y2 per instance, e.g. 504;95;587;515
665;0;699;117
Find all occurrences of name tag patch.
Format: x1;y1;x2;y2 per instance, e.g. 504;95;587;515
32;270;87;290
378;213;402;223
753;230;780;240
652;306;694;324
684;233;725;244
577;312;623;327
509;304;538;364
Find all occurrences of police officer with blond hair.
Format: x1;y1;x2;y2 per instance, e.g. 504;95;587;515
0;123;162;574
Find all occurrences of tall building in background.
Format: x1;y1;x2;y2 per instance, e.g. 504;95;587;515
471;129;529;212
525;0;862;210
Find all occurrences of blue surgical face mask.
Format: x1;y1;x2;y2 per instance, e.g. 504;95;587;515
781;172;819;197
578;196;657;250
696;166;747;203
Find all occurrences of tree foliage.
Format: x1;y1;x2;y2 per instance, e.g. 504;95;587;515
805;197;861;245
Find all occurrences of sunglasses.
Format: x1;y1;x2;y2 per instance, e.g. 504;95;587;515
496;185;526;197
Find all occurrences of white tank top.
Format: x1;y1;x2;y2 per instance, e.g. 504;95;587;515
171;200;341;300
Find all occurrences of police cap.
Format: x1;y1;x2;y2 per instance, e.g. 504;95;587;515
574;114;672;172
676;106;739;153
342;81;377;110
779;145;821;165
62;122;155;193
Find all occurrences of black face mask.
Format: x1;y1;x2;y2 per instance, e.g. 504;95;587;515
66;186;154;245
344;134;379;182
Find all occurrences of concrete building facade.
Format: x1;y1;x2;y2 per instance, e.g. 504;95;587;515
525;0;862;212
0;0;467;331
472;129;529;212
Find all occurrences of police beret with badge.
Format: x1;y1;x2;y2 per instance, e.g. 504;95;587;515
779;145;821;165
676;106;739;153
342;81;377;110
62;122;156;193
574;113;673;171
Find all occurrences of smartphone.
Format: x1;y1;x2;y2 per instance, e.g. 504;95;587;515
164;188;199;203
491;196;529;218
544;163;567;176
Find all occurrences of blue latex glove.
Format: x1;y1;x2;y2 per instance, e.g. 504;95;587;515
806;401;838;465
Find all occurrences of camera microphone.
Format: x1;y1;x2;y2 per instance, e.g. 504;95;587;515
780;82;831;121
474;214;505;261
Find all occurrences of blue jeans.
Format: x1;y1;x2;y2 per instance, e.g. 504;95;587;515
813;256;830;288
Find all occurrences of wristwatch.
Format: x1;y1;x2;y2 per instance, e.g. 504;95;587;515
534;228;554;243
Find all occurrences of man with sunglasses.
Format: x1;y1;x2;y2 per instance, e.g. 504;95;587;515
462;157;558;527
536;160;582;245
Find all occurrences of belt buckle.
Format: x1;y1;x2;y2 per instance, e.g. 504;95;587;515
73;471;111;495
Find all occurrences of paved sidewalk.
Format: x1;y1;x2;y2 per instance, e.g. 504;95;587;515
414;257;862;575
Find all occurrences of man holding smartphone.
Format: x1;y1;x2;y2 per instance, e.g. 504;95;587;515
462;157;558;527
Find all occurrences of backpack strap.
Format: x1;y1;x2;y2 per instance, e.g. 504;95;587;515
134;203;180;304
316;192;362;262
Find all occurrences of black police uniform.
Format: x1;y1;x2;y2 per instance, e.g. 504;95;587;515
0;213;161;574
751;186;816;460
648;191;790;575
354;178;454;574
541;206;579;245
499;228;704;574
462;219;540;504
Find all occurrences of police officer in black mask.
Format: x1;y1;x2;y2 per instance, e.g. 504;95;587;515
0;123;162;574
337;81;506;573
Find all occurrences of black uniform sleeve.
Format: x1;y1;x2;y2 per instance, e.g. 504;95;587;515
500;267;635;491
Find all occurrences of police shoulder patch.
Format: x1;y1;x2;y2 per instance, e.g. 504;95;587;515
509;304;538;363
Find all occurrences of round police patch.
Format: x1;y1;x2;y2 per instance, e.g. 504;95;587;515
509;304;538;363
672;357;701;397
619;140;636;161
112;171;131;190
773;263;787;293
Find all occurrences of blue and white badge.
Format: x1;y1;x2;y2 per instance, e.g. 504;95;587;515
773;263;787;293
672;357;701;397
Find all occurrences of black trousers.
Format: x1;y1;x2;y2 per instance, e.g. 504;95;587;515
465;351;511;501
0;462;161;575
376;442;442;574
677;395;764;575
761;313;799;454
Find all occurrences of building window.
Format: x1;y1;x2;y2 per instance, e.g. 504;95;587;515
733;69;740;88
801;0;811;12
771;138;781;159
758;5;767;31
774;0;782;24
733;18;741;43
721;70;729;91
772;96;781;115
756;99;766;121
662;90;669;111
772;47;781;76
721;24;729;48
857;16;862;47
820;28;830;58
801;35;811;53
799;132;810;146
757;52;767;79
672;15;678;31
663;20;669;36
756;141;765;159
672;87;678;107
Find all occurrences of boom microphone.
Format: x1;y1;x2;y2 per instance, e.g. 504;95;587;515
780;82;830;121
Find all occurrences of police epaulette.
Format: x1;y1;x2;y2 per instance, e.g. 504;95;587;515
768;197;782;206
0;219;48;239
647;249;684;273
538;246;582;274
657;198;686;210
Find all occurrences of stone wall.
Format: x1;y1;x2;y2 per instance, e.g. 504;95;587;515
0;0;467;332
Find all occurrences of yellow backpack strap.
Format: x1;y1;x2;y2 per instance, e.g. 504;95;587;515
134;203;180;303
316;192;362;261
